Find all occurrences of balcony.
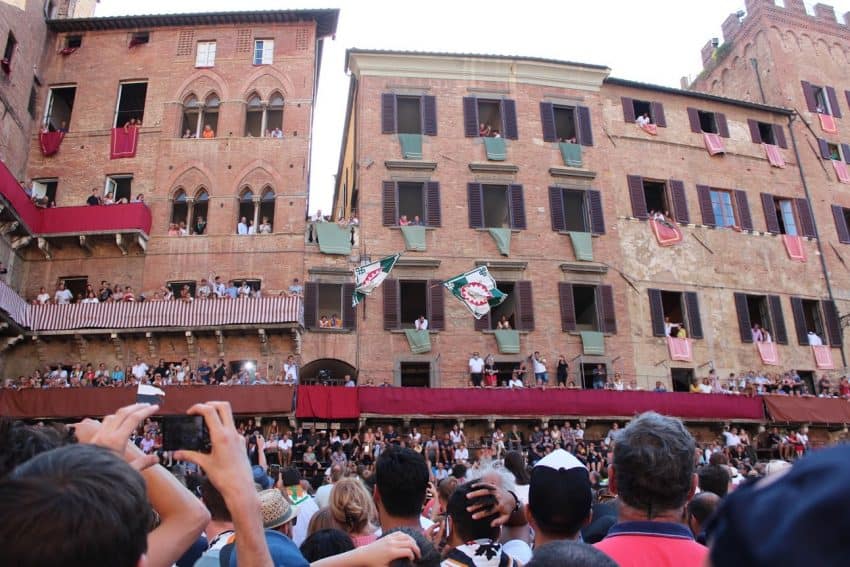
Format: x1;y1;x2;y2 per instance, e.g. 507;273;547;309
0;160;151;257
305;222;360;254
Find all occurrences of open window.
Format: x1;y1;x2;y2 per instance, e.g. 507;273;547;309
563;189;590;232
710;189;736;228
687;108;729;137
267;92;284;132
475;280;534;331
62;276;88;302
195;41;216;67
819;140;842;161
192;189;209;234
468;183;526;230
168;280;196;297
28;84;36;118
253;39;274;65
382;181;441;227
181;95;200;137
463;97;517;139
31;179;58;205
129;32;150;47
114;81;147;127
671;368;695;393
65;35;83;49
802;81;841;117
642;180;669;215
238;188;255;229
398;182;425;223
758;122;775;144
620;97;667;127
558;283;617;333
44;86;76;132
303;282;356;330
648;289;703;339
397;96;422;134
579;363;608;390
833;205;850;244
245;94;263;136
400;362;431;388
104;175;132;202
698;111;718;134
259;187;275;231
773;198;798;235
553;105;577;142
791;296;840;346
201;93;220;135
478;100;502;136
550;186;605;234
733;292;788;344
240;279;262;293
244;92;285;137
171;189;188;225
800;299;825;341
489;281;516;330
381;93;437;136
2;32;16;74
383;279;445;330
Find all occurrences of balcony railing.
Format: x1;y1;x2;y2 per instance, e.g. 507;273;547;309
306;222;360;247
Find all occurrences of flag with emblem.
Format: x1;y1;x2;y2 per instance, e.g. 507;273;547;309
352;253;401;307
443;266;507;319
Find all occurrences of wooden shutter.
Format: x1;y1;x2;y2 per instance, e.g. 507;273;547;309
790;296;808;345
697;185;715;226
549;186;566;231
735;190;753;231
651;102;666;128
822;299;842;347
818;138;831;159
687;107;701;133
558;282;576;331
598;285;617;334
475;311;491;331
747;119;762;143
734;292;752;343
382;181;397;226
684;292;703;339
342;283;356;329
621;97;635;123
768;295;788;345
428;279;445;331
381;93;396;134
382;279;400;330
540;102;557;142
842;144;850;165
796;198;815;238
577;106;594;146
801;81;817;112
462;96;479;137
648;289;665;336
467;183;483;228
303;282;319;329
422;95;437;136
826;86;842;118
425;181;441;227
516;280;535;331
509;184;527;230
761;193;780;234
716;113;730;138
832;205;850;243
669;179;690;224
773;124;788;149
627;175;648;219
502;99;518;140
587;189;605;235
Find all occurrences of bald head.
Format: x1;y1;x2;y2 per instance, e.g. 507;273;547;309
687;491;721;538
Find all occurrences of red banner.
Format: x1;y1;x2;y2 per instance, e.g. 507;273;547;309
296;386;360;419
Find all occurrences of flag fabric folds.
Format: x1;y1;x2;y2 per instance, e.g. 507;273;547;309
352;254;400;307
443;266;506;319
487;228;511;256
494;329;520;354
757;342;780;366
404;329;432;354
483;136;507;161
667;337;693;362
813;345;834;369
782;234;806;262
763;143;785;168
832;159;850;184
400;225;426;251
818;113;837;134
650;219;683;246
703;132;725;155
38;131;65;157
559;142;583;167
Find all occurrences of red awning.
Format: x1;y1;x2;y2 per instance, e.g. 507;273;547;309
296;386;360;420
764;395;850;424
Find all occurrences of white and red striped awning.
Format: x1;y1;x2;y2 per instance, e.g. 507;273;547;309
0;281;303;331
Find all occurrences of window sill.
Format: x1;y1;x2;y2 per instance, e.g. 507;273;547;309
481;329;529;335
390;329;439;334
308;327;353;333
194;65;215;69
390;226;436;230
566;330;615;337
474;228;522;233
557;230;599;238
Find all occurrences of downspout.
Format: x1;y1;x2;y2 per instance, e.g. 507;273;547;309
750;59;767;104
787;112;847;367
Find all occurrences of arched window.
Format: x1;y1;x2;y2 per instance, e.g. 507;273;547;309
202;94;220;137
267;92;284;133
258;187;275;233
192;189;209;235
171;189;188;230
245;93;263;137
238;188;255;234
181;95;199;138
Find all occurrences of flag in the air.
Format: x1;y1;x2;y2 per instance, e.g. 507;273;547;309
352;253;401;306
443;266;507;319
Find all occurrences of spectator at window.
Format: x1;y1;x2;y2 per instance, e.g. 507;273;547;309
807;330;823;346
509;372;524;388
194;216;206;235
178;222;189;236
636;112;651;127
612;373;625;391
134;194;145;203
484;354;498;387
271;127;283;138
287;278;304;297
491;129;501;138
247;219;256;235
411;215;424;226
313;209;326;223
497;315;512;330
556;355;568;387
258;217;272;234
818;374;832;396
81;290;99;303
415;315;428;331
201;124;215;138
54;282;73;305
398;215;410;226
182;128;194;138
319;315;331;328
237;281;252;299
86;188;101;206
34;286;50;305
592;364;606;389
197;278;212;300
212;276;225;298
167;223;180;236
237;217;249;235
751;323;765;343
479;123;491;137
179;284;193;303
654;380;668;392
468;352;484;388
533;352;548;386
224;280;238;299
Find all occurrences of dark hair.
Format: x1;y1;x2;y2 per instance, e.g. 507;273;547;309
200;475;232;522
526;541;618;567
0;444;152;567
698;464;730;498
384;527;441;567
446;481;499;542
0;418;75;479
451;463;467;479
612;412;695;517
376;446;429;519
504;451;530;485
298;528;354;562
282;466;302;487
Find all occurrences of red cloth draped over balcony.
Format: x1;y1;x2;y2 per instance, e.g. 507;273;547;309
764;395;850;424
0;385;295;419
38;131;65;157
110;126;139;159
296;386;360;419
357;388;765;421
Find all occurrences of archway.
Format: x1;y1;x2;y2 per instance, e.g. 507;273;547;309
300;358;357;385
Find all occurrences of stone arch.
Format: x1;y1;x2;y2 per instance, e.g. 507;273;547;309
784;29;800;51
769;26;788;51
816;38;831;59
173;69;230;103
233;160;285;196
163;163;215;195
238;66;295;101
800;33;816;54
299;358;358;383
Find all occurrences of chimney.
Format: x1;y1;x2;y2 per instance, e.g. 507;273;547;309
784;0;807;13
701;39;718;67
721;13;743;43
813;3;837;23
680;76;691;90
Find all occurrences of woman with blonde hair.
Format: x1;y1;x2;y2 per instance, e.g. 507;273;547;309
329;477;378;547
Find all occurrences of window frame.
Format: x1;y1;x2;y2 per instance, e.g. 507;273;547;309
698;110;718;134
558;282;617;334
31;178;58;204
253;39;274;65
65;35;83;49
195;40;216;67
304;282;356;331
709;189;736;228
43;84;77;132
113;81;148;127
104;174;133;202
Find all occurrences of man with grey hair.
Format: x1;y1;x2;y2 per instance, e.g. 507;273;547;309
595;412;707;567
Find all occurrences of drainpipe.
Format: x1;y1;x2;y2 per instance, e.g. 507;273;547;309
750;59;767;105
787;112;847;367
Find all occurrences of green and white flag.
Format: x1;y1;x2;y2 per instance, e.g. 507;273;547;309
352;253;401;307
443;266;507;319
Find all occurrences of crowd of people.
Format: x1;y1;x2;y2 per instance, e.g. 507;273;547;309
28;276;304;306
2;403;846;566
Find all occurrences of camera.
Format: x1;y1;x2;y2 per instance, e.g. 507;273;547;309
161;416;211;452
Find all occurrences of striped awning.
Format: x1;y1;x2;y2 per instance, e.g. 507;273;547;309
0;281;303;331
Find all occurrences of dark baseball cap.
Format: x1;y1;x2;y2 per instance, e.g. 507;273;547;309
529;449;592;538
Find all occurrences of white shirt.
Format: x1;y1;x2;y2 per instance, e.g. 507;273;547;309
284;362;298;383
415;318;429;330
698;383;713;394
36;293;51;304
54;289;73;304
454;447;469;461
132;362;149;379
533;358;546;374
468;357;484;373
450;430;464;444
722;431;740;447
509;377;524;388
81;297;99;303
278;438;292;451
808;332;823;346
237;222;248;235
291;493;318;546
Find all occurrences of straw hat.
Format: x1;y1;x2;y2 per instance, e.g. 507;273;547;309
258;489;298;529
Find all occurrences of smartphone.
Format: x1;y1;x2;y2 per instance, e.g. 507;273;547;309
162;416;211;452
270;464;281;478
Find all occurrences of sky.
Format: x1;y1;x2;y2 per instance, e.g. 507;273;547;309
96;0;850;214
